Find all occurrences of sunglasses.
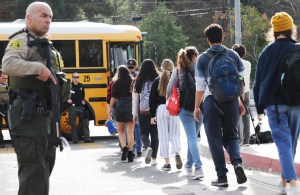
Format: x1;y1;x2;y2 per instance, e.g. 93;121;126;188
127;66;135;69
73;76;79;79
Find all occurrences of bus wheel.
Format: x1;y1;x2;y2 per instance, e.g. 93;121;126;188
60;110;81;141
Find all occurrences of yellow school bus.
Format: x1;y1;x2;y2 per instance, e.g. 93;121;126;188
0;20;143;137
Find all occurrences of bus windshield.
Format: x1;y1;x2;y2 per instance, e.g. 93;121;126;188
110;42;135;71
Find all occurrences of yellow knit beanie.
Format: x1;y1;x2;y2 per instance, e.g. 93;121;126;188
271;12;293;32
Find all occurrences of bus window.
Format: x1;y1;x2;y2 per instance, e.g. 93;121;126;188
0;41;9;65
52;40;76;68
79;40;103;67
110;42;135;70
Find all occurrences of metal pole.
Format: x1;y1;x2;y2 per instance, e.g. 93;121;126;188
235;0;242;44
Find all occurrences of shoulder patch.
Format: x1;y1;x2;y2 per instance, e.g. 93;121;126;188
10;39;23;49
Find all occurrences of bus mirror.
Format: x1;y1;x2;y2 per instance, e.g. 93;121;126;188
141;32;147;37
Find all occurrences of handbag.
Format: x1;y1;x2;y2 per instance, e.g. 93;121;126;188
166;69;180;116
105;118;118;135
166;87;180;116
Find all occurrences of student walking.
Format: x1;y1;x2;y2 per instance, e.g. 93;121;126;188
194;23;247;187
149;59;182;171
167;47;204;179
253;12;299;194
232;44;251;146
132;59;160;165
109;65;135;162
126;59;142;157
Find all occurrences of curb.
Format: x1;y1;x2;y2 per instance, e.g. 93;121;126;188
199;142;300;176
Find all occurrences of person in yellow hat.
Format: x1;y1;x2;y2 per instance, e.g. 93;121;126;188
253;12;299;195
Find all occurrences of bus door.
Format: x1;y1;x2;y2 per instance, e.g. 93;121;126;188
109;42;136;77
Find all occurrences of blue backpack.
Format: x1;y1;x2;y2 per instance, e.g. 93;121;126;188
205;50;243;103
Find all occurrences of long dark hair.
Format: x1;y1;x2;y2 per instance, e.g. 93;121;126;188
115;65;132;92
135;59;159;93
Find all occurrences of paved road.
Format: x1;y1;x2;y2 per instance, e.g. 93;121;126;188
0;127;290;195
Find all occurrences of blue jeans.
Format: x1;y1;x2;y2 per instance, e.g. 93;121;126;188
266;105;300;181
203;96;242;177
179;108;203;170
133;122;142;153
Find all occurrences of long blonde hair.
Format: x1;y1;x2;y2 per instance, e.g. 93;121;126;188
158;59;174;96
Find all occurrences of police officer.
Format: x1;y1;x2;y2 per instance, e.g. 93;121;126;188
0;71;10;148
2;2;61;195
67;72;94;144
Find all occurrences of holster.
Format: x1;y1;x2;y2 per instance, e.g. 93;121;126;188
19;89;38;121
18;89;49;121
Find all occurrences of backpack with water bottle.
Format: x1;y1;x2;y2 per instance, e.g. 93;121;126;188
205;49;244;103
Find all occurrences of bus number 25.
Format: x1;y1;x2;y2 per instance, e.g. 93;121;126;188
84;75;90;82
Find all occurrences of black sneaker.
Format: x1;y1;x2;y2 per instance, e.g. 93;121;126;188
161;164;171;171
136;151;142;157
211;176;228;187
234;163;247;184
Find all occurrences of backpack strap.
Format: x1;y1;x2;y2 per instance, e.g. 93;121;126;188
273;42;299;124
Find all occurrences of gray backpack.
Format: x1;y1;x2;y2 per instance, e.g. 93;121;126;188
139;80;153;111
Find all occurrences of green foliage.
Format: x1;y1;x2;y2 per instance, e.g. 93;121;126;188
107;0;142;24
226;5;270;82
140;4;188;66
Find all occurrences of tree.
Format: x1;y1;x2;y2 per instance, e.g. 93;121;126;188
218;5;270;82
139;4;188;65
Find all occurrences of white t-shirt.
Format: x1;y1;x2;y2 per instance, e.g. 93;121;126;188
241;58;251;92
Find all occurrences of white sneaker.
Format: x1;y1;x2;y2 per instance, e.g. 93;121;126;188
184;166;193;176
277;180;287;194
145;147;153;164
290;186;298;195
151;159;157;166
190;168;204;180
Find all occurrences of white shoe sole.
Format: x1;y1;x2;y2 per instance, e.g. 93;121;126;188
145;148;153;164
190;174;204;180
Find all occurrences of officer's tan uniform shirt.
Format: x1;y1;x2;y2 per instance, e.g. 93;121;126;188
2;29;48;76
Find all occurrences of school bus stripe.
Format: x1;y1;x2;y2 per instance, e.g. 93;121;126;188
83;84;107;88
89;97;106;102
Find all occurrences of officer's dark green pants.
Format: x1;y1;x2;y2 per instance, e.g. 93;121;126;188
8;96;56;195
12;135;53;195
68;105;90;141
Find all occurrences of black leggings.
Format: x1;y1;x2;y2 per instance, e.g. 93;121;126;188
138;113;159;159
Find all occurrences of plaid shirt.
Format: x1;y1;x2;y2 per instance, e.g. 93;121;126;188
107;80;114;104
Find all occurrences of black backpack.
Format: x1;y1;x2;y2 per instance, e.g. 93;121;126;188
179;68;196;111
249;131;273;144
258;131;273;144
279;43;300;106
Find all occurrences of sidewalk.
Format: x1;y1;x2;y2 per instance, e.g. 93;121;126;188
199;132;300;176
198;106;300;176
